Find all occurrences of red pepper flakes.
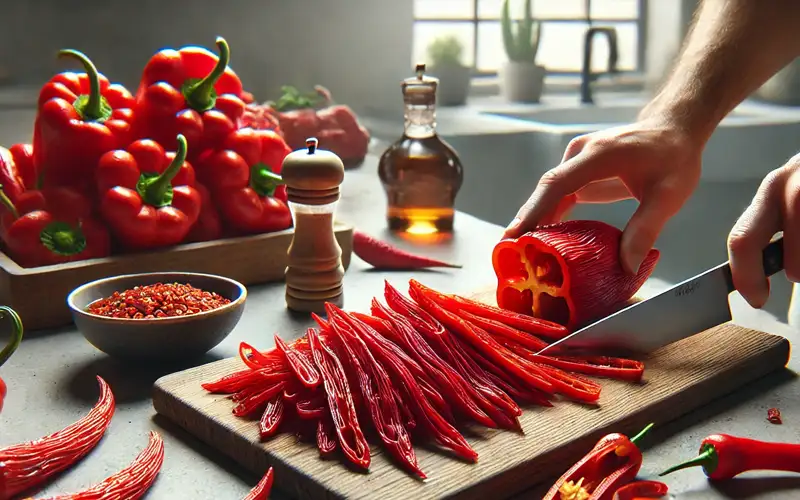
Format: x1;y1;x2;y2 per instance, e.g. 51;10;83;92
87;282;231;319
768;407;783;424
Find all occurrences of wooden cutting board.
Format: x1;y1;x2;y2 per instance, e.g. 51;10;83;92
152;288;791;500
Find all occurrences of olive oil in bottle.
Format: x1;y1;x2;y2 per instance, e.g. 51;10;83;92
378;64;464;235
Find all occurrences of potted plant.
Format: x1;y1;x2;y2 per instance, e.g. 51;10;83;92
501;0;545;103
427;35;471;106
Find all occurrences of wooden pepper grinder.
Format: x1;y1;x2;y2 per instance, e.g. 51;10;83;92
281;137;346;313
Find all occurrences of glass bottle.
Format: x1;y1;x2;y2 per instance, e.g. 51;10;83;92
378;64;464;235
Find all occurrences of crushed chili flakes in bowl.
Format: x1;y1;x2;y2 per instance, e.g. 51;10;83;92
87;282;232;319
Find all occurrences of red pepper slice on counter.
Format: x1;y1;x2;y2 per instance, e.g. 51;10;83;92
0;376;115;499
612;480;669;500
544;424;653;500
96;134;201;250
768;407;782;424
133;37;246;161
275;333;321;389
660;433;800;480
34;49;134;195
35;431;164;500
243;467;274;500
0;185;110;268
502;341;645;382
491;220;660;329
195;127;292;234
259;397;285;440
316;416;338;457
0;144;37;208
352;230;462;270
0;306;23;413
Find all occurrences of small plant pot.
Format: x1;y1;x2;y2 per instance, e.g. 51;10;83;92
500;62;546;103
429;64;472;106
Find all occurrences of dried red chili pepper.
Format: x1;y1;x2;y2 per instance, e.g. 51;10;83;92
544;424;653;500
492;220;660;329
275;334;320;389
353;229;462;269
306;327;371;470
613;480;669;500
87;282;230;319
259;397;285;440
0;376;115;499
316;416;338;457
243;467;274;500
327;303;423;478
768;407;782;424
660;433;800;480
35;431;164;500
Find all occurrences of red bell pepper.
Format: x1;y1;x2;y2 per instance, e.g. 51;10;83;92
0;144;36;208
660;433;800;480
34;49;134;195
0;306;23;413
0;185;110;268
133;37;246;161
612;480;669;500
544;424;653;500
185;182;223;243
97;134;201;250
492;220;660;329
195;127;292;234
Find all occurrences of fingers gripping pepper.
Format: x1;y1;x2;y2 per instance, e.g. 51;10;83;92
133;37;246;161
97;134;202;249
0;306;23;413
660;433;800;480
196;127;292;234
492;220;660;329
34;49;134;194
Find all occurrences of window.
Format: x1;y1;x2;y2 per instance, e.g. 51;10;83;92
413;0;645;76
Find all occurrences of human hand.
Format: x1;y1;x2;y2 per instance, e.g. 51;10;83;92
504;118;704;274
727;154;800;308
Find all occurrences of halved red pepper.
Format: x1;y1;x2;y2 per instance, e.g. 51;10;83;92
195;127;292;234
492;220;660;329
133;37;246;161
34;49;134;195
96;134;201;250
0;306;23;413
544;424;653;500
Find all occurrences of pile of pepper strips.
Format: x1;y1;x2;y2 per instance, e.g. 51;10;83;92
203;279;647;479
0;37;299;269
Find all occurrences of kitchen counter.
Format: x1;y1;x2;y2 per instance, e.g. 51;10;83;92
1;155;798;500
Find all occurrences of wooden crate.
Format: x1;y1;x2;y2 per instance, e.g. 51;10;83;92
0;222;354;330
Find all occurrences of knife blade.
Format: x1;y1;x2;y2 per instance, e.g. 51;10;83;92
534;235;785;356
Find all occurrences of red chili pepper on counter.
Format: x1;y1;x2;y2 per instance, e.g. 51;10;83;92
97;134;201;250
0;306;23;413
660;433;800;480
612;480;669;500
0;185;110;268
133;37;246;161
352;230;462;270
544;424;653;500
492;220;660;329
195;127;292;234
0;144;36;208
34;49;134;194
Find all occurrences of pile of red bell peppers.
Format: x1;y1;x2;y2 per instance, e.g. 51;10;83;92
0;37;366;269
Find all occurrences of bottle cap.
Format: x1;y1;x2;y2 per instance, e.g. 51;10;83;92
281;138;345;205
402;63;438;106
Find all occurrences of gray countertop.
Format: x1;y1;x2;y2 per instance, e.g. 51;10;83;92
1;155;798;500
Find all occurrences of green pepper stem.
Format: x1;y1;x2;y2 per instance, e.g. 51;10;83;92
185;37;230;111
659;445;717;477
629;423;654;446
58;49;104;120
144;135;187;206
0;184;19;220
0;306;23;368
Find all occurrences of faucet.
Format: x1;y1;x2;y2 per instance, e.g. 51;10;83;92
580;27;619;105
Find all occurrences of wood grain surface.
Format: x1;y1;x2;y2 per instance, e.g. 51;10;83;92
153;288;791;500
0;222;353;330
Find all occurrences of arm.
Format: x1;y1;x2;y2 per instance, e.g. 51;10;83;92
641;0;800;141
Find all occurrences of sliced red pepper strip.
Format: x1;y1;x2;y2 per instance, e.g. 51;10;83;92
316;416;338;457
411;279;569;338
259;397;285;440
307;327;371;470
327;303;424;478
350;311;396;340
203;368;292;394
275;333;321;389
613;480;669;500
239;341;281;370
296;393;327;420
243;467;274;500
457;309;553;351
233;381;288;417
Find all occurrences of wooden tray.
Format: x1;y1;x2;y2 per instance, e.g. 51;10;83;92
152;288;791;500
0;222;353;330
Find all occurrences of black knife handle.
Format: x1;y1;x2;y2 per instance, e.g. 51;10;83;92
763;235;784;277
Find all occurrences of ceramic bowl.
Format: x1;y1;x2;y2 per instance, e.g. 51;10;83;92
67;272;247;361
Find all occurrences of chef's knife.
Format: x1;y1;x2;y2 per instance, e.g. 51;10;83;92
535;235;785;356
